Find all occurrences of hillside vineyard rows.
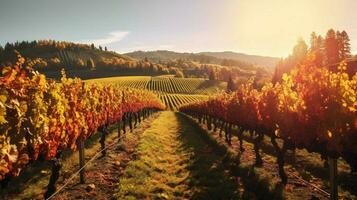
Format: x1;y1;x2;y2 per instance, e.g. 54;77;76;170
88;76;226;110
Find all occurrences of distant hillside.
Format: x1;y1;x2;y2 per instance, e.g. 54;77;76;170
124;50;254;69
124;50;272;86
124;50;218;63
125;50;278;70
199;51;279;69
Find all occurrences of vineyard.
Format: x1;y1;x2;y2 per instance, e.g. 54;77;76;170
87;76;225;110
180;60;357;199
88;76;226;95
1;58;356;199
2;0;357;199
157;93;207;110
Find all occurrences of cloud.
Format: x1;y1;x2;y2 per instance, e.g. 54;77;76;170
80;30;129;45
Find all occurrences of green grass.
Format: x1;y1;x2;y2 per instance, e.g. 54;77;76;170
116;111;240;199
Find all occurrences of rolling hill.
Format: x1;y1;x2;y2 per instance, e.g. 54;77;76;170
124;50;279;69
199;51;279;69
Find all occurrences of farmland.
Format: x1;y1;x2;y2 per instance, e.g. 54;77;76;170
87;76;225;110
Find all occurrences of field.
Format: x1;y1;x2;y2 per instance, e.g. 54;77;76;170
87;76;225;110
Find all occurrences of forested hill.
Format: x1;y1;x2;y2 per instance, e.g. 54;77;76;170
0;40;180;79
124;50;279;69
199;51;279;69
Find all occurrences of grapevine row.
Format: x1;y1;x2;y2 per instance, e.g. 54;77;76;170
158;94;207;110
0;55;165;182
180;60;357;186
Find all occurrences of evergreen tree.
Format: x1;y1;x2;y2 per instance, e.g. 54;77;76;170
315;35;325;66
310;32;324;66
91;43;95;50
99;46;103;51
325;29;339;64
104;46;108;51
338;30;351;60
310;32;318;50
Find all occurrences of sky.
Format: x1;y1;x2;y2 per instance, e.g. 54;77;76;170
0;0;357;57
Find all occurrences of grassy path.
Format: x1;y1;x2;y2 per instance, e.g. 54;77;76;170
116;111;239;199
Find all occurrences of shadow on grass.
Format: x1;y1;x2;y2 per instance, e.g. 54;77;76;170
176;113;284;200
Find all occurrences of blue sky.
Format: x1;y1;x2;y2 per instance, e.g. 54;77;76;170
1;0;356;57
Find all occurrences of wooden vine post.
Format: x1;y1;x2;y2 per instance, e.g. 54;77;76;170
77;137;85;184
78;82;86;184
44;151;63;199
118;120;121;141
100;126;107;157
328;157;338;200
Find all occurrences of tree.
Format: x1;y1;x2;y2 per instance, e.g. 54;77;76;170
91;43;95;50
226;75;235;92
104;46;108;51
99;46;103;51
337;30;351;60
325;29;339;64
310;32;324;66
292;38;308;61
